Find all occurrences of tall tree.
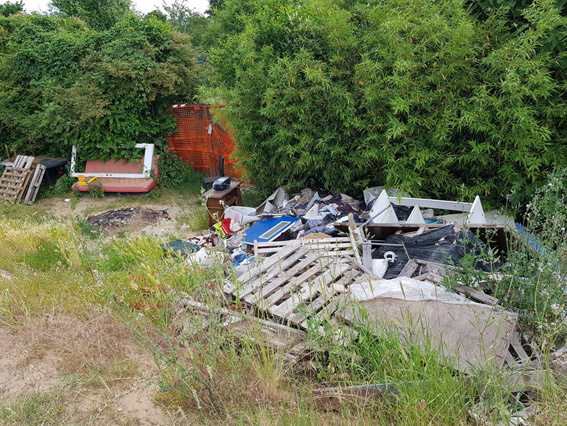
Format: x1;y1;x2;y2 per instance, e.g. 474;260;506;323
208;0;567;203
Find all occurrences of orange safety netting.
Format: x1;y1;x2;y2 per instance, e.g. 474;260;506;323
166;105;243;178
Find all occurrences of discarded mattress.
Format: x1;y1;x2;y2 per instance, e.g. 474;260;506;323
72;156;159;193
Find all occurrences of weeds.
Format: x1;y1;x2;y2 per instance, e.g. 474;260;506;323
0;388;67;425
176;208;209;232
87;178;105;198
154;150;203;194
38;173;75;199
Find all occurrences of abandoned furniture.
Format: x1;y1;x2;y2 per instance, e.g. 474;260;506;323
70;144;159;193
203;180;242;227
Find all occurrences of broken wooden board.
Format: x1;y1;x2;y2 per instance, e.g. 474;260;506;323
336;280;518;373
23;164;46;205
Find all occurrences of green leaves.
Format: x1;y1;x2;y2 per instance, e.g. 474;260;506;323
208;0;567;204
0;13;199;161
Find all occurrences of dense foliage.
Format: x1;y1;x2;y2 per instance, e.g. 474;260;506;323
207;0;567;204
0;0;566;205
50;0;130;30
0;12;200;160
0;1;23;16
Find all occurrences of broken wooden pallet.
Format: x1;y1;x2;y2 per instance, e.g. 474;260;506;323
173;297;311;361
225;241;371;331
253;237;356;258
0;156;35;203
23;163;46;205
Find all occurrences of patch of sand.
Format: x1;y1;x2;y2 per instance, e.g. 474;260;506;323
0;314;179;425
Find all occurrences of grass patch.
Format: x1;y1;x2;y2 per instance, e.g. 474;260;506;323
0;388;67;426
176;208;209;232
22;241;68;272
0;202;49;222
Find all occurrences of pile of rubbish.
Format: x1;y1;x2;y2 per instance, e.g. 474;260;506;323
170;184;554;418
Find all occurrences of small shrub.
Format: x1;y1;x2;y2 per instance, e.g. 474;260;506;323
87;178;105;199
39;173;76;199
155;151;203;194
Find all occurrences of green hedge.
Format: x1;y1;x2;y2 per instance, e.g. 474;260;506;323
209;0;567;204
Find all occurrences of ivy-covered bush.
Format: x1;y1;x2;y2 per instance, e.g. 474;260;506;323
0;13;200;160
208;0;567;204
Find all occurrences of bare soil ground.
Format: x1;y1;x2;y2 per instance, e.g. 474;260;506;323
0;192;206;425
39;192;202;241
0;314;176;425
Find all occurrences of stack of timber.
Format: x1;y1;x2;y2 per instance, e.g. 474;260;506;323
0;155;46;205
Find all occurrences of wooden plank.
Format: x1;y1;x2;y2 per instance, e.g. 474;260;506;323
455;285;499;305
413;272;444;283
16;165;35;203
256;243;354;254
348;232;362;264
399;259;419;278
271;262;351;319
255;237;351;248
24;164;46;205
510;332;530;361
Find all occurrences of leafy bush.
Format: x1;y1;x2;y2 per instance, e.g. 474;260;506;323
154;150;203;192
493;168;567;340
0;13;200;161
209;0;567;204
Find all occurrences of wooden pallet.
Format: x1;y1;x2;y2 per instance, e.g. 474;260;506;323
225;241;371;331
173;298;311;361
0;156;34;203
253;237;356;258
23;164;46;205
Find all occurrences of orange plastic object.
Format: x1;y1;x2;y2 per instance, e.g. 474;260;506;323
166;105;243;178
